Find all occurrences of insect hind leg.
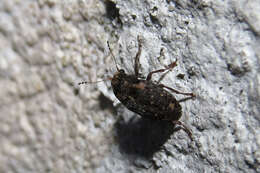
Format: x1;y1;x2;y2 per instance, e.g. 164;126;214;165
172;120;193;141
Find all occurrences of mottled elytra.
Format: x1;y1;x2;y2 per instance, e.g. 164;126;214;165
79;36;196;141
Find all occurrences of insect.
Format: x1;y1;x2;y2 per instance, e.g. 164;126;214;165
79;36;195;141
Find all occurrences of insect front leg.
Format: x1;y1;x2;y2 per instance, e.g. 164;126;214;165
146;59;178;81
172;120;193;141
134;36;143;77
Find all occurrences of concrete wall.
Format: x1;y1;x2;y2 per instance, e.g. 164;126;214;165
0;0;259;172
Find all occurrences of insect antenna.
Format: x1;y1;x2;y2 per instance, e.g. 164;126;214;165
107;41;120;71
78;41;117;86
78;77;112;85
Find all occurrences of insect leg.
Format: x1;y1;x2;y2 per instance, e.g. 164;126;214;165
134;35;143;77
178;96;195;102
159;84;195;97
146;60;178;81
172;120;193;141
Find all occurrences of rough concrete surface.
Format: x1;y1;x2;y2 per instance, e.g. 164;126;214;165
0;0;259;173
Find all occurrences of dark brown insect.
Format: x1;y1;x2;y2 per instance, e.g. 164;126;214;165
79;36;195;140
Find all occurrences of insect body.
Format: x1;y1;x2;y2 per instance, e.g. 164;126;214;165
112;71;183;121
80;36;195;141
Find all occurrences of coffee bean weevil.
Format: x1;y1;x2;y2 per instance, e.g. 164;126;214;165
79;36;196;141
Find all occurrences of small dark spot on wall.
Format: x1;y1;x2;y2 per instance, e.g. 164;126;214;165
184;21;189;25
74;88;79;95
187;66;197;77
227;63;246;76
149;14;162;29
105;0;121;24
131;14;136;20
177;73;185;79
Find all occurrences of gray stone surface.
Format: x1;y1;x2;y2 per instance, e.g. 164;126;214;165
0;0;259;173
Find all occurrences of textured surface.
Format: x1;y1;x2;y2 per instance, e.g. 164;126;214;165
0;0;259;173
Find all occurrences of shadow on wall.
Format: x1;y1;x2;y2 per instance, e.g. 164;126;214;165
96;90;175;158
114;116;175;158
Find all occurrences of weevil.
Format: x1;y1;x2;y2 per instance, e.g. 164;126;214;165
79;36;195;140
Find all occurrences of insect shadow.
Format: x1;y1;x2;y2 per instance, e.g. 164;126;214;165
114;115;175;158
97;93;173;158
